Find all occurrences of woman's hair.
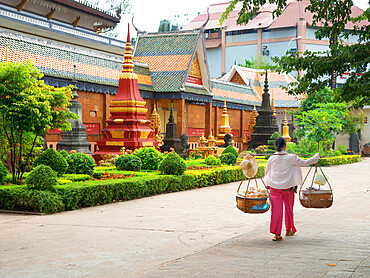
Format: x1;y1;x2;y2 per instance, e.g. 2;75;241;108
274;137;287;152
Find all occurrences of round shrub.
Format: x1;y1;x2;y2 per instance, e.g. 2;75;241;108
205;155;220;166
133;147;163;170
26;165;57;191
115;154;142;171
221;145;239;159
66;153;96;175
59;150;69;159
34;148;68;176
220;152;237;165
159;152;186;175
0;161;7;184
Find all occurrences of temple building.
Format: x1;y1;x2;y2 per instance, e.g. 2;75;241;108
0;0;301;152
0;0;126;152
219;65;300;135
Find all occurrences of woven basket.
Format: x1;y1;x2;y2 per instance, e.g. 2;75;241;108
299;164;333;209
236;195;270;213
300;193;333;209
302;190;332;200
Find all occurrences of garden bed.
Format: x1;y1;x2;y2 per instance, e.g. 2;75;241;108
0;155;360;214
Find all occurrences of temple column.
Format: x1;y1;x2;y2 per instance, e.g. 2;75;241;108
214;106;220;138
176;98;185;138
240;110;245;138
103;94;108;128
221;28;226;74
205;102;213;137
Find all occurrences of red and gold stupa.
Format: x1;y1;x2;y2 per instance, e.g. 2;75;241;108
94;25;158;163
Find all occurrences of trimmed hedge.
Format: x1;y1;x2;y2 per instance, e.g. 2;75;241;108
0;155;361;213
159;152;186;175
62;174;91;182
66;153;96;175
115;154;142;171
0;185;64;213
34;148;68;176
318;155;361;166
221;145;239;159
220;153;237;165
26;165;57;191
53;174;195;210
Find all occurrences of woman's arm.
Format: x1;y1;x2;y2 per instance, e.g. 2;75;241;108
293;153;320;167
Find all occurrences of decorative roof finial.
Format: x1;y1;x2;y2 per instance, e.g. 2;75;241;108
263;70;269;95
132;14;147;34
120;24;137;80
200;7;210;30
169;100;174;123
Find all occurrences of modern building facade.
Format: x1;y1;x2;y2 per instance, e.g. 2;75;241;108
184;0;365;80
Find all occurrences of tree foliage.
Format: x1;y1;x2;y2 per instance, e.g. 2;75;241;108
238;55;272;70
221;0;369;108
84;0;131;37
0;61;77;184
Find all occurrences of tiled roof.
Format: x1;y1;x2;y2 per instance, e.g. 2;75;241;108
0;30;210;97
211;79;261;106
133;30;211;94
134;61;153;91
267;0;368;30
183;2;276;31
0;31;123;87
185;0;367;32
220;66;300;108
55;0;120;21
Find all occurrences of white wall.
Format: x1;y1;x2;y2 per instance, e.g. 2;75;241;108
362;106;370;148
262;28;295;40
207;47;222;78
225;44;258;72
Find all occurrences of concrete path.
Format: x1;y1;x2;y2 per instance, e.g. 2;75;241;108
0;158;369;278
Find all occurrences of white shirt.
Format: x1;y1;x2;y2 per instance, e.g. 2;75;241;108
263;151;320;189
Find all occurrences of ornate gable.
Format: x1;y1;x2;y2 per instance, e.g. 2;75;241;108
230;71;246;85
186;52;202;85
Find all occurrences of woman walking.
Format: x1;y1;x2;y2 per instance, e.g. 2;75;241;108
264;137;320;241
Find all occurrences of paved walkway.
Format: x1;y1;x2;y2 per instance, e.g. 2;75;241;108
0;158;369;278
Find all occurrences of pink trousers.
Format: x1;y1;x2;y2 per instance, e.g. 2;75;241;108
270;187;297;235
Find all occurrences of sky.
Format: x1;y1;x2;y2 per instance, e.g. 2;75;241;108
111;0;370;41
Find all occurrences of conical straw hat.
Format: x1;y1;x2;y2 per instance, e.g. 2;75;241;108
240;154;258;178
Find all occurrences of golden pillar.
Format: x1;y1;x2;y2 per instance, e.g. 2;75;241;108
282;110;291;142
150;103;163;146
243;105;259;149
216;97;232;145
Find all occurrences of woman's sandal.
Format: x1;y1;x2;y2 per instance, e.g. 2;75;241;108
272;235;283;241
285;230;296;236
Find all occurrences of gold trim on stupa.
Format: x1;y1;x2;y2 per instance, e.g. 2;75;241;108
282;110;291;142
150;103;164;146
216;96;232;145
119;34;138;80
243;105;259;148
271;89;276;117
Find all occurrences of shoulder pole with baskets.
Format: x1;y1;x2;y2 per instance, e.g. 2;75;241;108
299;142;333;209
